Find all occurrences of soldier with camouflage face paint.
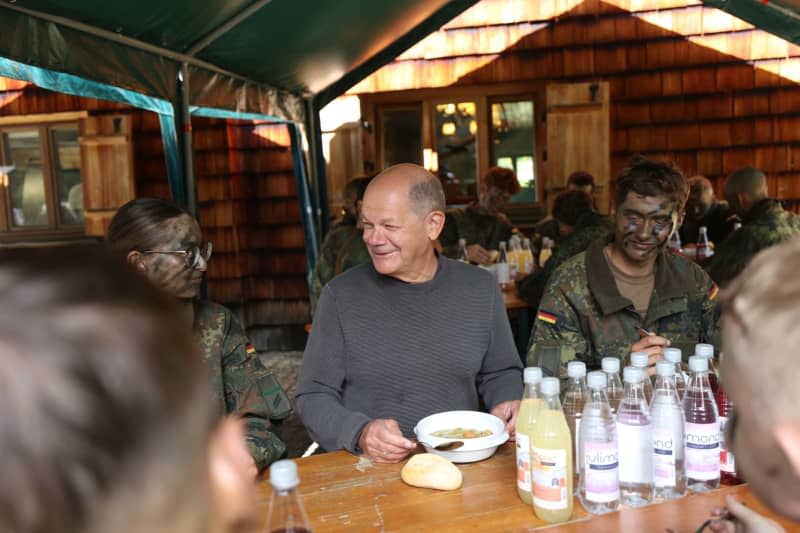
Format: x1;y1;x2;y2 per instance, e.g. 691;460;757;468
527;156;721;376
107;197;287;473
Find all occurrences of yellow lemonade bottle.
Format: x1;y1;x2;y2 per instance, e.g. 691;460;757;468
532;377;574;523
516;367;543;504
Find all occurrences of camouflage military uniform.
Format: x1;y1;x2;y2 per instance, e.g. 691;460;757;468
518;211;612;310
679;200;738;245
704;199;800;287
194;299;287;471
310;217;370;315
527;236;720;375
439;204;514;258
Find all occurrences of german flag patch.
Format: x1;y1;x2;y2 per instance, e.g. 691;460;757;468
245;342;256;354
708;284;719;301
537;310;558;325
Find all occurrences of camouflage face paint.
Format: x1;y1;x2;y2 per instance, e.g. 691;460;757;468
141;214;205;299
614;193;677;266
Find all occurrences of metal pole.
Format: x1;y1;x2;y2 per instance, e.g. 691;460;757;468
179;64;197;216
311;96;330;238
185;0;274;57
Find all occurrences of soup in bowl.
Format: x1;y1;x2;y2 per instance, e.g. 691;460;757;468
414;410;509;463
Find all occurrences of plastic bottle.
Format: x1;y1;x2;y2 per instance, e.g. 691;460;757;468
266;459;313;533
696;226;713;262
629;352;654;404
601;357;623;417
532;377;573;523
663;347;686;401
650;361;686;500
497;241;510;288
516;367;544;504
617;366;653;507
539;237;553;267
457;238;469;263
578;371;620;515
563;360;588;490
715;354;741;485
694;343;718;393
668;231;683;254
522;237;535;274
683;356;720;493
508;234;522;278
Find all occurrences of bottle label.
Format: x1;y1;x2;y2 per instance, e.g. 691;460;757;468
616;422;653;483
516;432;532;492
685;422;720;480
653;426;678;487
533;447;569;510
584;441;620;502
497;263;510;285
719;416;736;474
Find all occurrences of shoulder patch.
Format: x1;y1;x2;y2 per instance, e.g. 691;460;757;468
708;283;719;301
537;310;559;325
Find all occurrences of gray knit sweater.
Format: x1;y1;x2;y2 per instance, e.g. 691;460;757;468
295;255;523;453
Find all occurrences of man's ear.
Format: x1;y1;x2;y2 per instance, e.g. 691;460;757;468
208;417;257;530
773;423;800;478
427;210;445;240
127;250;146;271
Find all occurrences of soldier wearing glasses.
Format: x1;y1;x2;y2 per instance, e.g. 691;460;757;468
107;197;288;473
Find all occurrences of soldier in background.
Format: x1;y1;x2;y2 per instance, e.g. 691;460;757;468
704;166;800;287
518;189;611;311
678;175;738;245
438;166;520;264
310;175;373;315
527;156;720;375
107;197;288;473
532;171;597;250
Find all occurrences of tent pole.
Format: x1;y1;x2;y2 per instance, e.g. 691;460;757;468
179;63;197;216
311;97;330;238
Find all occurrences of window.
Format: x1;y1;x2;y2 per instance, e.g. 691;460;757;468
434;101;478;199
380;106;422;168
0;122;83;237
490;99;536;203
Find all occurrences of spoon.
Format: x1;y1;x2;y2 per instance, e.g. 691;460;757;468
416;439;464;451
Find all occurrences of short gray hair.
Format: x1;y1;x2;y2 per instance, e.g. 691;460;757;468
408;176;446;218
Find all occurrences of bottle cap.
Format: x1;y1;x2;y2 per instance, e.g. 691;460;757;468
688;355;709;372
523;367;543;385
630;352;649;368
523;237;531;246
270;459;299;491
540;377;560;395
694;343;714;358
458;238;466;246
663;347;682;364
656;360;675;377
567;360;586;378
601;357;620;373
587;371;607;389
623;366;645;384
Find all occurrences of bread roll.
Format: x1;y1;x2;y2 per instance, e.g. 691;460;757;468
401;453;463;490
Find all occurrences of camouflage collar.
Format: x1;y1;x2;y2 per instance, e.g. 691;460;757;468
742;198;783;224
585;236;686;317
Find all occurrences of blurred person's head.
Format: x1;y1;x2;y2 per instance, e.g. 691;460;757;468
612;156;688;267
724;166;768;217
567;171;596;195
342;175;375;221
552;190;595;237
0;247;255;533
478;166;520;214
721;235;800;521
107;197;211;300
685;175;717;222
361;163;445;282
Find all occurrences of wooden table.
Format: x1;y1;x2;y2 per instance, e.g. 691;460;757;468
257;444;797;532
503;281;531;361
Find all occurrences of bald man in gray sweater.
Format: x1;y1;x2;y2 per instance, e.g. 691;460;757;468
296;164;523;463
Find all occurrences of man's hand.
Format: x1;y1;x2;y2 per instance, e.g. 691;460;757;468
357;419;416;463
491;400;521;440
467;244;492;265
630;334;670;376
707;496;786;533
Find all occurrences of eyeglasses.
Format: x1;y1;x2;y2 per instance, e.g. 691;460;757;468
140;242;213;269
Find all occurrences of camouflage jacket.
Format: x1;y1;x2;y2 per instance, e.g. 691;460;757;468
704;199;800;287
527;236;721;374
194;299;286;471
679;200;739;246
310;218;370;315
518;212;612;310
439;204;514;258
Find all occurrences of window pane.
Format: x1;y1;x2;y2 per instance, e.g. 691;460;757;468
435;101;477;199
491;101;536;203
52;128;83;225
381;108;422;168
3;130;47;227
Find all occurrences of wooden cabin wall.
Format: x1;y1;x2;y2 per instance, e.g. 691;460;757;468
355;0;800;209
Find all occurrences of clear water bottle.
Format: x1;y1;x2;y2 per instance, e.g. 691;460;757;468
683;356;720;493
563;360;588;492
694;343;719;393
601;357;623;417
617;366;653;507
521;237;535;274
663;347;686;400
578;371;620;515
457;238;469;263
539;237;553;267
266;459;313;533
497;241;510;288
629;352;653;404
650;361;686;500
668;231;683;254
715;354;741;485
696;226;713;261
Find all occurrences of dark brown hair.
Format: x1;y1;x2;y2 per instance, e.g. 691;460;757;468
552;190;595;226
567;171;595;191
614;155;688;213
106;197;190;255
484;166;521;195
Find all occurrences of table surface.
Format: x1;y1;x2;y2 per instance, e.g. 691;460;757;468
257;443;799;532
503;281;529;310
